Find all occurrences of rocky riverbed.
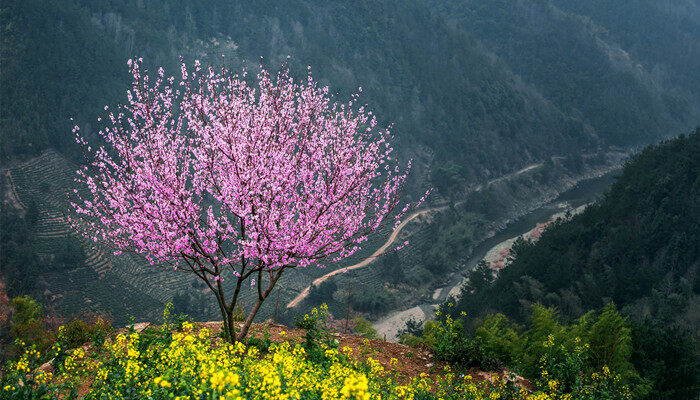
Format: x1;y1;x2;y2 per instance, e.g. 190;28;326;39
374;163;622;341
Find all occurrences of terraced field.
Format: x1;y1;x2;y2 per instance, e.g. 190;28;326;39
8;151;196;325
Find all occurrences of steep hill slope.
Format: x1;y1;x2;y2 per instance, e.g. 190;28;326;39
453;130;700;324
427;0;700;147
444;130;700;399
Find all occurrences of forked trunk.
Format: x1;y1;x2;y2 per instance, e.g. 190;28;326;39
211;267;286;343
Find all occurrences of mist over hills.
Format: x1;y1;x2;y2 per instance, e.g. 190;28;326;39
1;0;699;324
429;0;700;145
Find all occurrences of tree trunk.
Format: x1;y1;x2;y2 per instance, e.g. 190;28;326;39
236;297;264;341
224;307;237;343
235;268;285;341
215;294;233;343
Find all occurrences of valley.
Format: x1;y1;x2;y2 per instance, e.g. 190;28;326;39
373;169;620;341
1;146;627;327
2;1;698;398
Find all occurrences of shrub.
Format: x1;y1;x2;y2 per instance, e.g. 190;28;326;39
48;314;112;371
473;313;523;367
56;313;112;350
399;333;426;348
519;304;569;378
294;303;340;366
5;296;54;361
398;316;424;338
536;335;632;400
351;316;379;340
422;312;499;371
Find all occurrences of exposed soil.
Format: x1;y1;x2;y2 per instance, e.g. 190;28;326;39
199;320;447;381
1;170;26;213
185;321;528;388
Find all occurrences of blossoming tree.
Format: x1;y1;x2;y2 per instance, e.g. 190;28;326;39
69;59;423;342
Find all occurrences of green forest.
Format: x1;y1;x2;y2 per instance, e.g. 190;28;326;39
4;0;699;182
424;131;700;399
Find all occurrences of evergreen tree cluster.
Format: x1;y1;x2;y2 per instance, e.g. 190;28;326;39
447;131;700;399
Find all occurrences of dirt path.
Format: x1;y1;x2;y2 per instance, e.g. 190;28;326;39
3;170;26;211
286;206;444;308
286;162;545;309
472;162;543;192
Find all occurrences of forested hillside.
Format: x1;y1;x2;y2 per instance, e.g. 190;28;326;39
453;130;700;324
1;0;699;325
427;0;700;146
443;131;700;399
2;0;603;183
4;0;698;179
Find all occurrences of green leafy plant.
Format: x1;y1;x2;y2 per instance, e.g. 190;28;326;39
294;304;340;365
352;316;380;339
56;314;112;349
422;310;499;371
243;323;273;353
1;344;55;400
5;296;55;361
536;335;632;400
51;314;112;371
474;313;523;367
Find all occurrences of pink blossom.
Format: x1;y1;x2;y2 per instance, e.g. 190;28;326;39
70;58;426;341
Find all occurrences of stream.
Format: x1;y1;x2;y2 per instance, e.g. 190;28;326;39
373;170;620;341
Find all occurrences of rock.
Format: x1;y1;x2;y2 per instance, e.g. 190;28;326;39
37;360;54;374
128;322;150;332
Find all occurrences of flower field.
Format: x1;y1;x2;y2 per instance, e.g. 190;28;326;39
2;306;631;400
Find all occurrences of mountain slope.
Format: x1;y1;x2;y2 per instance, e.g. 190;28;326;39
453;130;700;324
1;0;699;325
446;130;700;399
426;0;700;146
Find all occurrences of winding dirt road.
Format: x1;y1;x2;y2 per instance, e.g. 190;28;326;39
286;162;545;309
286;206;444;308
